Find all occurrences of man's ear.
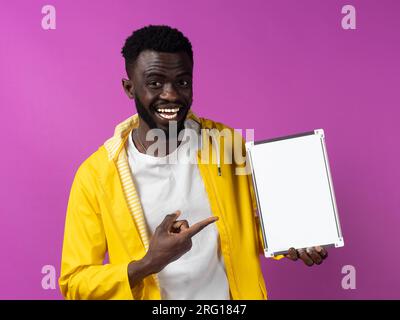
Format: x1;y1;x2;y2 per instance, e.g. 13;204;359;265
122;78;135;99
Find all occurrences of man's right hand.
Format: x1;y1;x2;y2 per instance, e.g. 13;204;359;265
128;210;218;288
144;211;218;274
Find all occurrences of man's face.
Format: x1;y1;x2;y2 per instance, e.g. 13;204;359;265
122;50;193;133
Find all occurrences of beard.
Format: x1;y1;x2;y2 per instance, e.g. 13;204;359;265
134;93;158;131
134;93;191;138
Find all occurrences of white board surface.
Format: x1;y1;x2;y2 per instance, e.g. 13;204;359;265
246;129;344;258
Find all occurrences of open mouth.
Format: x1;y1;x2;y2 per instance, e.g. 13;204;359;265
155;106;182;120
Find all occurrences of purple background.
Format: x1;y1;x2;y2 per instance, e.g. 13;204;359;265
1;0;399;299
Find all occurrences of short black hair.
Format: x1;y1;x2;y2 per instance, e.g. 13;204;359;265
121;25;193;77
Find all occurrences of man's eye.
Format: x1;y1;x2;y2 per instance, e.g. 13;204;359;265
178;80;190;87
148;81;162;88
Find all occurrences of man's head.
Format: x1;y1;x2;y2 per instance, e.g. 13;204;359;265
121;25;194;133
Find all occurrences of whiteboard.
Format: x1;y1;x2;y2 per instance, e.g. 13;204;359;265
246;129;344;258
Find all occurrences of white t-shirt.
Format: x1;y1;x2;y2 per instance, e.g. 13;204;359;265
126;119;230;300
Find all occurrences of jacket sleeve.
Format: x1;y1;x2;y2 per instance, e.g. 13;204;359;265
59;163;139;300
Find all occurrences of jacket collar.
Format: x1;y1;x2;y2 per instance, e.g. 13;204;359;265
104;110;203;162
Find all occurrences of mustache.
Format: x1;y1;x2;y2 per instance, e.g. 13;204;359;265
152;100;187;109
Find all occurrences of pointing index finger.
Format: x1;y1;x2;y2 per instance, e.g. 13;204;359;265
183;216;219;238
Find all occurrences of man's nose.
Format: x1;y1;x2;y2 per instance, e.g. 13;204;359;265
160;83;178;101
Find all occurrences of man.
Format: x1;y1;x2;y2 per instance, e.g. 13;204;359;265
59;25;328;300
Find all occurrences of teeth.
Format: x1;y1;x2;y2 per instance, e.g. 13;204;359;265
157;107;180;113
159;112;178;119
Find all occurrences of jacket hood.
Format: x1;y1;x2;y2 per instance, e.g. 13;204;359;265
103;110;222;175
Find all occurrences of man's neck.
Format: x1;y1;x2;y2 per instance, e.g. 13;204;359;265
134;120;185;156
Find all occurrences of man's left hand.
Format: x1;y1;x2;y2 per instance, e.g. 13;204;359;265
285;246;328;266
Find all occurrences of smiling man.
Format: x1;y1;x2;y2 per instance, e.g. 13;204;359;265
59;25;328;300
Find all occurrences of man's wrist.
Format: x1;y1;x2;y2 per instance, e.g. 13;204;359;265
127;254;158;288
140;253;156;275
141;252;164;275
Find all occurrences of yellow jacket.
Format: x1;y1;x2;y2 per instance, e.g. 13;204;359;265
59;111;281;300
